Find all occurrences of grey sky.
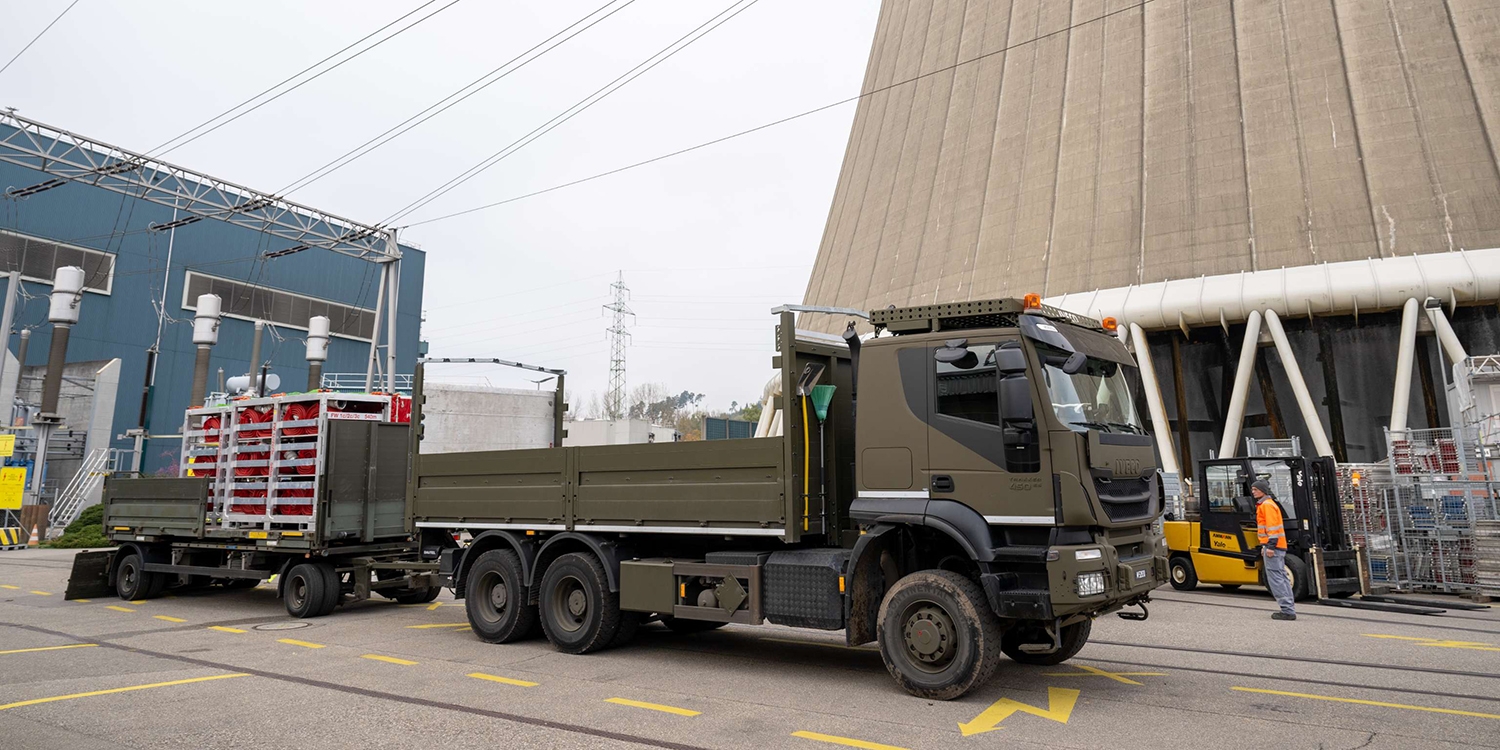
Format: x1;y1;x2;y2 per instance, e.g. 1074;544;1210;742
0;0;880;412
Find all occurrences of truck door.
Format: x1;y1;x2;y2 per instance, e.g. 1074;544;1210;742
925;338;1051;526
1197;460;1256;560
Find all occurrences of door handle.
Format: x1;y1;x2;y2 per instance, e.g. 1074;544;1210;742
932;475;955;494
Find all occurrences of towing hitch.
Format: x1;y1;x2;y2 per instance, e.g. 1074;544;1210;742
1117;596;1150;621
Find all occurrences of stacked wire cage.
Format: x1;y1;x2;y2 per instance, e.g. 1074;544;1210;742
1336;463;1396;584
181;392;401;534
1383;427;1499;594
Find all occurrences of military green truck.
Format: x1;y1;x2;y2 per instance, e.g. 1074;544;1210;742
419;299;1166;699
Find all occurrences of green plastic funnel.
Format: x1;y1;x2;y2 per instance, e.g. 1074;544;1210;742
810;384;836;422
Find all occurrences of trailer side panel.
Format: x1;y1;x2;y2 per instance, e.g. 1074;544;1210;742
103;477;209;538
413;447;568;527
572;440;785;532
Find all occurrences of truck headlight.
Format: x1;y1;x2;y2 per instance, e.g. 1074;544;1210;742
1075;549;1102;561
1077;572;1106;597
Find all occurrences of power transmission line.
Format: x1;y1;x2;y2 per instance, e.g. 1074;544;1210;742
149;0;464;158
0;0;80;78
602;271;633;420
383;0;762;226
277;0;639;197
401;0;1158;229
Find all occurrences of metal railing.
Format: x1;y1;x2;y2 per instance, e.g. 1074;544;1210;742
320;372;412;393
46;447;132;533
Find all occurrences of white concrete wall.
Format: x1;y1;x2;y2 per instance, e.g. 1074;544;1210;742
564;419;678;446
422;382;556;453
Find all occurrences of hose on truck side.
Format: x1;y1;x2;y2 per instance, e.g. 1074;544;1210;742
802;395;810;532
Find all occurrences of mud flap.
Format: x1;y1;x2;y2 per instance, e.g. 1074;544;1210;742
65;550;116;600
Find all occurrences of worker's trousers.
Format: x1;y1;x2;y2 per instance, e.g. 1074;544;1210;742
1263;548;1296;615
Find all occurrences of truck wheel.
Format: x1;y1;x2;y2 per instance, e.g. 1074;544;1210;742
284;563;335;618
1001;619;1091;666
610;611;642;648
394;585;441;605
465;549;538;643
1169;556;1197;591
660;617;726;634
1286;554;1311;601
538;552;620;654
317;565;343;616
876;570;1002;701
115;553;157;601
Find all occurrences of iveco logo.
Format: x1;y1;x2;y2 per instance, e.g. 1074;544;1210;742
1114;458;1140;476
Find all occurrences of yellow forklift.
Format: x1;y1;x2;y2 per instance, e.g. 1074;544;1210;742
1164;455;1361;600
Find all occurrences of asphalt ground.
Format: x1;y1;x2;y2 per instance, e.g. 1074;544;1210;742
2;548;1498;750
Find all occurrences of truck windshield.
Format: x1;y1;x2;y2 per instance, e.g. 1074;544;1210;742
1034;342;1143;434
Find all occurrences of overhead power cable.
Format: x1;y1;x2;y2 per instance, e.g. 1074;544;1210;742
401;0;1157;229
148;0;464;158
0;0;81;78
277;0;639;197
383;0;763;226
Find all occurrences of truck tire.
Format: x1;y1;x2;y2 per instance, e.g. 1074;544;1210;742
538;552;621;654
318;564;343;616
284;563;337;618
1001;618;1091;666
609;611;642;648
465;549;539;643
115;553;158;601
1168;556;1197;591
394;585;441;605
660;617;727;634
876;570;1002;701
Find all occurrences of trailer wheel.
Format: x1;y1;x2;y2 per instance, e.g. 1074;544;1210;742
1168;556;1197;591
317;565;343;616
465;549;538;643
876;570;1002;701
538;552;620;654
394;585;441;605
284;563;336;618
114;553;157;601
1001;618;1092;666
660;617;726;634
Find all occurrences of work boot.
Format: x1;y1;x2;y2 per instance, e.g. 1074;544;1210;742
1271;612;1296;621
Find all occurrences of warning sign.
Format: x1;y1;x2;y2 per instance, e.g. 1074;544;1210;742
0;433;13;457
0;466;25;510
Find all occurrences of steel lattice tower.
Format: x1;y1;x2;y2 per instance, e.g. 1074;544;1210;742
602;271;633;420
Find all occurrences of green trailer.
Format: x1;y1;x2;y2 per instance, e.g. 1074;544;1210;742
419;300;1167;700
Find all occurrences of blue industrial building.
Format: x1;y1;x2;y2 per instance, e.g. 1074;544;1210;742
0;124;424;474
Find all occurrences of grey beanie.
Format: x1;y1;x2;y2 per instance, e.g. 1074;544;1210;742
1251;480;1275;498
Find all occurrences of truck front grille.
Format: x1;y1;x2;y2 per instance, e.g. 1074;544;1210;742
1095;474;1155;522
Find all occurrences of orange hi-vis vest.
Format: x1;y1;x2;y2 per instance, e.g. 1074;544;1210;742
1257;497;1287;550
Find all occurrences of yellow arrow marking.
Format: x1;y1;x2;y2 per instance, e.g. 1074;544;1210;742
1041;664;1166;685
958;687;1080;736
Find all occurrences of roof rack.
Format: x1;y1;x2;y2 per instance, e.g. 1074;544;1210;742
869;298;1105;335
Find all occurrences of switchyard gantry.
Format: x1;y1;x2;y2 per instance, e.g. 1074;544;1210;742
0;110;405;392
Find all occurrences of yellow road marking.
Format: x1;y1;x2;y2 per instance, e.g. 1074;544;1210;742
30;590;50;596
406;622;471;629
0;584;19;589
0;673;249;711
105;605;134;612
1042;664;1166;685
427;602;444;611
129;600;148;605
153;615;187;623
1362;634;1436;642
361;654;418;666
277;639;324;649
604;697;700;717
959;688;1080;736
1362;634;1499;651
72;599;91;603
468;672;537;687
764;637;876;651
208;626;246;634
791;731;908;750
1232;687;1500;720
0;644;97;656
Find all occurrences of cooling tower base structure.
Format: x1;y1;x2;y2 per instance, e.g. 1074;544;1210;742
802;0;1500;464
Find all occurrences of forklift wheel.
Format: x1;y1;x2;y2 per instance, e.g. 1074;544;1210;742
1168;557;1197;591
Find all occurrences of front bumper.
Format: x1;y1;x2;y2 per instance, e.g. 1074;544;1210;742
1046;542;1166;615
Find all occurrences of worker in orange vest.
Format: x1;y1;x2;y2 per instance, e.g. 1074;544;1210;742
1253;480;1295;620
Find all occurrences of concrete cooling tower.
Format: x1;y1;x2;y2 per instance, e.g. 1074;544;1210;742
802;0;1500;466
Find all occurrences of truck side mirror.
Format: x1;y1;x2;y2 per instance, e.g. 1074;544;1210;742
994;347;1027;375
999;375;1033;423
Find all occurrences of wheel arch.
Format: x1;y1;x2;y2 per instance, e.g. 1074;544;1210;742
108;541;168;586
453;530;537;597
533;533;621;596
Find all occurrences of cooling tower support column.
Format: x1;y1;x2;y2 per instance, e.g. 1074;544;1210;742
1389;298;1421;435
1129;323;1180;477
1261;310;1336;458
1218;310;1263;459
1423;298;1468;370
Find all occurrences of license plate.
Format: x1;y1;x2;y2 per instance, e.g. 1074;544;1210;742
1135;569;1147;580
